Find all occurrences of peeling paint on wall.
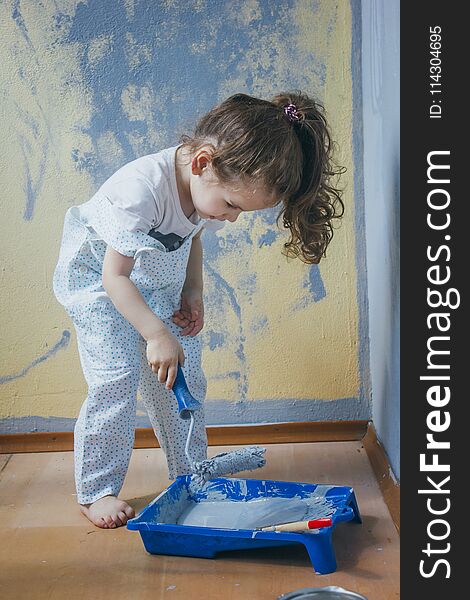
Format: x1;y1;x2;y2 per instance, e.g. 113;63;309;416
0;331;70;384
0;0;368;433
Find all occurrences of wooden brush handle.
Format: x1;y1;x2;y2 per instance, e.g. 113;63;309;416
260;517;332;532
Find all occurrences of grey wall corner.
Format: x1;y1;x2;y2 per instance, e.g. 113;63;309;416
361;0;400;480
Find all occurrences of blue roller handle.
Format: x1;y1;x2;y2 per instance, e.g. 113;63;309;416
173;364;201;420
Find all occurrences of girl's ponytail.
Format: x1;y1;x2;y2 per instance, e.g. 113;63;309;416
271;91;345;264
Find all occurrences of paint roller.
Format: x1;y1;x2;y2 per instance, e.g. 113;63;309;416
173;365;266;487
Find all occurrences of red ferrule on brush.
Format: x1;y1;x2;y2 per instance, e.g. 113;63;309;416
307;518;333;529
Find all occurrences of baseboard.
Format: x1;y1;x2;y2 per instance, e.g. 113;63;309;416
0;419;368;454
362;421;400;534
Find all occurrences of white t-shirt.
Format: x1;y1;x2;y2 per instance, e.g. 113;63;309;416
94;145;224;251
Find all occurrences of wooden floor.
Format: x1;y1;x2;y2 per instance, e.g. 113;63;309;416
0;441;399;599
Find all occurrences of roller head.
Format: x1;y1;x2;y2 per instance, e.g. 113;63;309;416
190;445;266;487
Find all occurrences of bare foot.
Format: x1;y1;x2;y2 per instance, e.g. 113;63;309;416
80;495;135;529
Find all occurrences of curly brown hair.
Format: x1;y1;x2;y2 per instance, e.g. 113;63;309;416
179;91;345;264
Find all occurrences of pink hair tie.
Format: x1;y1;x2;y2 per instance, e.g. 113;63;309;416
283;103;301;123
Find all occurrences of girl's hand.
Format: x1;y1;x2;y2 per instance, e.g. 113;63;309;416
172;288;204;336
146;331;185;390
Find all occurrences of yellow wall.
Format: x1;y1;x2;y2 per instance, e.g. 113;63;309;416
0;0;366;432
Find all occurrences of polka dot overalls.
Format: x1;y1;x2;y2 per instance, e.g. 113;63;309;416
53;195;208;504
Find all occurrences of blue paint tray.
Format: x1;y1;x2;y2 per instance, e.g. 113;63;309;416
127;476;361;574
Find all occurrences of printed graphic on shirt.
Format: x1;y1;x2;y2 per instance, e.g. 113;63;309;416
148;228;189;252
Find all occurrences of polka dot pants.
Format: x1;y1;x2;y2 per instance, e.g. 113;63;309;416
72;299;208;505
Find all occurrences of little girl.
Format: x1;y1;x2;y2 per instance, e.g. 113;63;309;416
53;91;344;529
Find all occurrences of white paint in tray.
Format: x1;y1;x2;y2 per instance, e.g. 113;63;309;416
176;492;335;530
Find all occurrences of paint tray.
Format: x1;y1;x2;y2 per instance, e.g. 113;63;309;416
127;476;361;574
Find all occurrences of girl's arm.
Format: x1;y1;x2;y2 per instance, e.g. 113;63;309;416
183;230;203;292
102;246;167;341
172;230;204;336
102;245;185;389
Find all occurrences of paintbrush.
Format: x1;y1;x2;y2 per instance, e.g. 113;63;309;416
257;517;333;532
173;365;266;487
